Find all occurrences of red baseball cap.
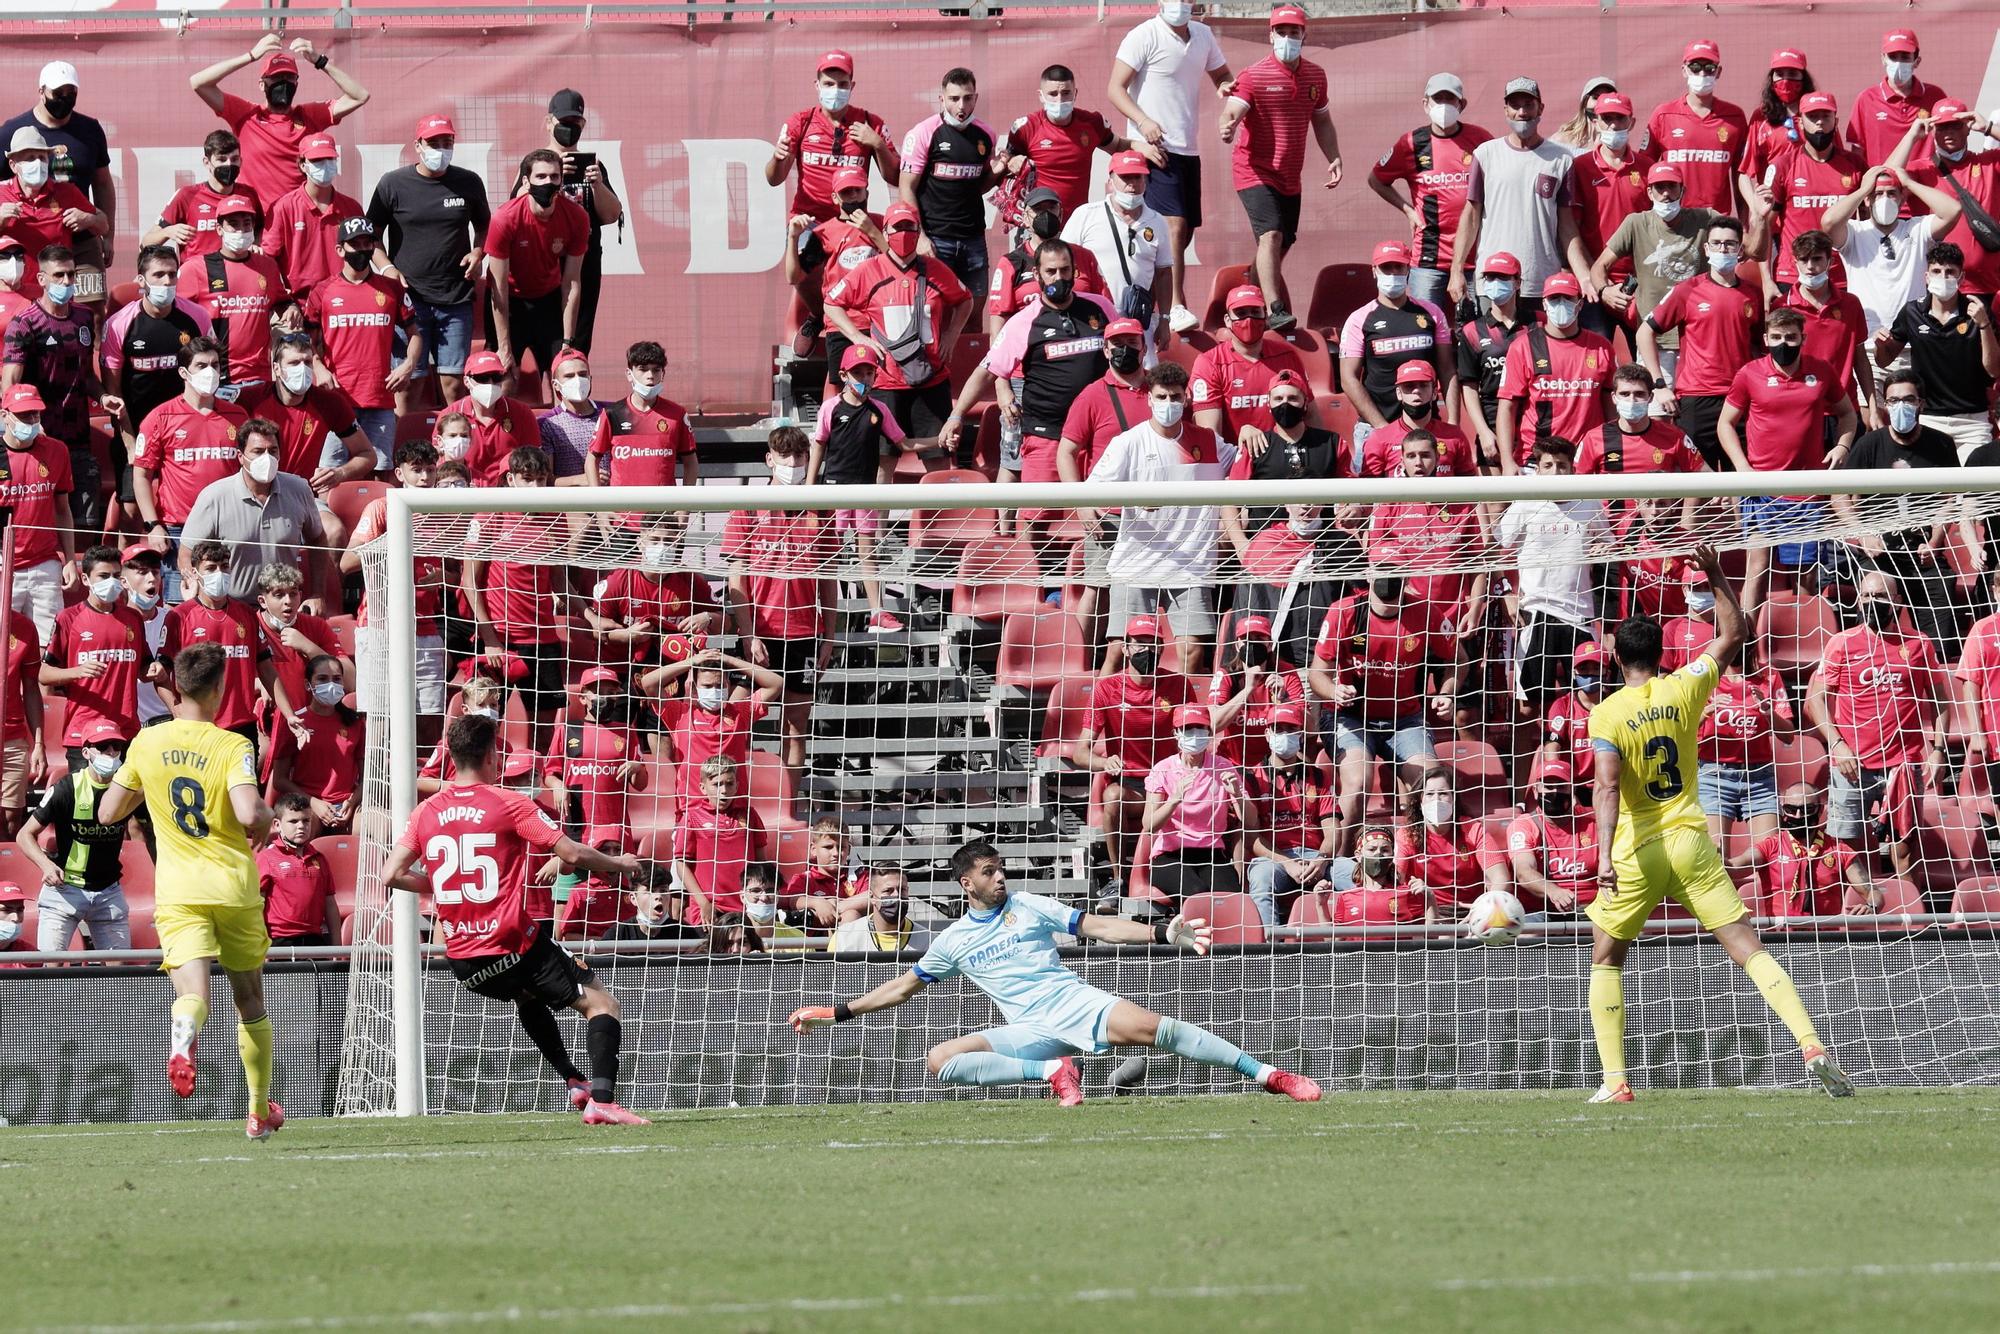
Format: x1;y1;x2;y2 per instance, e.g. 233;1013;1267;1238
576;667;623;691
0;234;22;253
1872;168;1902;193
830;168;869;195
79;718;127;747
463;349;507;379
1225;284;1267;313
1881;29;1919;56
1479;251;1522;277
1543;271;1583;298
260;51;300;78
1124;615;1163;642
1269;369;1305;391
1770;47;1808;70
1105;318;1146;340
1108;150;1151;177
216;195;258;220
1236;614;1273;639
1593;91;1634;119
1394;360;1438;385
882;201;921;229
0;882;23;904
1267;702;1305;728
299;134;339;161
840;344;882;372
1171;704;1211;729
550;347;590;377
1371;240;1411;268
1683;39;1721;64
502;751;539;783
1799;91;1838;116
1573;640;1606;670
1268;4;1307;27
1932;97;1974;125
120;541;161;565
1646;162;1685;186
818;49;855;76
415;113;456;141
1538;758;1574;784
1;384;44;413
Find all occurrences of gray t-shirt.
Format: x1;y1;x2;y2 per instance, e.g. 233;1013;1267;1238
179;471;326;600
1601;206;1722;348
1467;138;1575;298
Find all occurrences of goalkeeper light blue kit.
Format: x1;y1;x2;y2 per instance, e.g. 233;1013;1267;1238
914;891;1121;1056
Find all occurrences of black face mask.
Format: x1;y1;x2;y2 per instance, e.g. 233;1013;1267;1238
1031;210;1061;240
1804;127;1835;152
1128;648;1158;676
551;121;583;149
1372;577;1405;604
877;897;907;921
1269;402;1307;430
1861;599;1899;632
1361;855;1393;882
343;247;375;271
1541;789;1573;817
1401;397;1435;423
43;92;76;120
528;181;561;208
1240;642;1272;670
265;81;296;111
212;162;240;189
1769;341;1801;368
1107;344;1142;374
1041;277;1073;305
1780;807;1819;837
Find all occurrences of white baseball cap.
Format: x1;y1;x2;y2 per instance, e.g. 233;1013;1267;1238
38;62;79;93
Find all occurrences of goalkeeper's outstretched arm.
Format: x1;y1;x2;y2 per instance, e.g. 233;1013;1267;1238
1077;912;1212;954
790;970;929;1032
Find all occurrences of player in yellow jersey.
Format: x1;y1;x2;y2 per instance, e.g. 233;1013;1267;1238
97;642;283;1139
1585;546;1853;1103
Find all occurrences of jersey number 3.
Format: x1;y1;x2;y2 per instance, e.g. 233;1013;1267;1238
426;833;501;906
169;776;209;838
1642;735;1685;801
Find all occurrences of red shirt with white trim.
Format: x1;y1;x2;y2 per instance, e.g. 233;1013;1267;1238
258;840;336;938
1759;142;1866;287
1227;54;1329;194
467;514;567;645
1190;336;1308;441
1846;78;1946;171
303;272;413;411
1359;417;1477;478
671;800;763;924
597;567;708;666
44;600;151;745
1570;147;1654;281
1086;670;1192;775
271;704;365;805
264;186;366;296
1659;614;1714;672
547;720;641;848
1397;820;1498;910
1371;122;1492;271
1753;830;1858;917
1644;94;1749;214
178;250;286;384
397;783;565;958
445;394;541;486
1058;373;1150;474
1698;665;1792;768
656;697;764;803
1505;810;1600;909
351;496;442;635
162;597;265;730
258;611;339;716
236;382;361;480
0;436;72;566
720;510;833;640
780;105;891;222
132;397;249;525
1204;666;1306;769
217;93;336;207
1543;690;1597;786
1820;624;1944;767
1647;274;1764;396
589;396;696;492
1774;287;1867;396
157;181;265;261
1245;757;1335;852
826;254;970;391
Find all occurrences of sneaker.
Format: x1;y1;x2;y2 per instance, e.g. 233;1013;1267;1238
565;1078;591;1111
1267;302;1297;332
791;314;824;358
1588;1080;1635;1104
582;1100;652;1126
1264;1069;1322;1102
167;1037;197;1099
246;1099;286;1141
1803;1045;1856;1098
868;610;905;633
1049;1056;1085;1107
1168;304;1199;334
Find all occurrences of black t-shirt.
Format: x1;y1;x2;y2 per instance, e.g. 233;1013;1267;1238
911;120;994;241
1240;425;1342;529
31;773;129;893
1456;314;1526;429
1845;423;1960;548
1890;297;1994;416
818;394;897;486
366;165;494;306
1017;300;1109;439
115;301;210;430
1355;300;1443;418
0;110;110;200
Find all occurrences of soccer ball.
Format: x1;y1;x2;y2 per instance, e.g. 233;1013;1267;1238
1464;889;1528;946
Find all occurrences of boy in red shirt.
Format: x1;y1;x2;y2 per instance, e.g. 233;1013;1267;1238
255;562;345;722
585;340;697;526
671;755;765;927
258;792;340;944
162;539;268;755
781;816;867;929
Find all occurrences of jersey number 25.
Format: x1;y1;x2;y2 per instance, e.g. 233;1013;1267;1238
426;833;501;905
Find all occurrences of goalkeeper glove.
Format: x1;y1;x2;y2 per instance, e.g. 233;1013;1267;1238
788;1005;843;1034
1157;914;1211;955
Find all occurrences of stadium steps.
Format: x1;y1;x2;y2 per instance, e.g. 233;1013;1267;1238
805;734;1000;758
818;662;963;687
811;699;989;723
800;769;1029;799
836;804;1045;827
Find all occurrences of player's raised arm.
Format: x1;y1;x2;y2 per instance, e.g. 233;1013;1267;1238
789;969;929;1032
1693;544;1747;671
551;836;640;883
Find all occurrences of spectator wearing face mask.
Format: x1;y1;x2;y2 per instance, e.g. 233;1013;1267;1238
130;337;244;600
1205;615;1305;771
1730;782;1881;918
461;447;571;758
15;718;133;949
270;653;365;834
739;865;807;949
784;168;883;368
1193;285;1309;455
1697;645;1795;854
1360;359;1476;479
1637;215;1764;469
898;68;997;299
161;538;269;758
1542;641;1609;791
263;134;363;298
417;674;508;795
301;215;421;471
1364;428;1486;634
767;50;898;227
2;243;121;535
2;62;114;265
484;148;589;398
1003;65;1144;223
1737;49;1815;183
103;246;215;522
1905;101;2000;301
1242;701;1334;926
1645;39;1748;217
1660;564;1719;672
147;131;261;262
1496;272;1614;475
644;649;783;813
1400;770;1506;922
1567;91;1652;340
1370;73;1491;309
987;188;1110;348
1576;363;1706;485
190;34;368;208
1060;152;1172;351
1331;824;1424;926
1807;569;1947;884
1871;241;2000;461
255;563;344;724
585;340;698;524
1592;164;1731;379
42;546;161;773
1075;614;1192;891
1740;92;1865;299
179;418;327;605
344;441;447;730
367;113;491;410
448;350;542;485
0;235;35;345
0;384;73;639
1142;704;1249;906
238;337;377;552
1772;229;1872;422
0;127;107;292
585;519;720;671
536;348;602;483
1507;760;1599;917
177;195;286;388
826;201;973;438
1823;162;1960;368
1339;242;1455;456
1450;77;1590;314
1222;369;1345;566
1551;75;1617;150
829;867;931;954
516;90;621;358
1455;254;1528;462
1848;29;1945;169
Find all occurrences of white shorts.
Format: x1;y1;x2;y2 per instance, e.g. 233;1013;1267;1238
355;625;448;716
984;983;1121;1058
10;558;63;641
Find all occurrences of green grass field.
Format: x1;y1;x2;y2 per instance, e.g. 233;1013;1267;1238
9;1088;2000;1333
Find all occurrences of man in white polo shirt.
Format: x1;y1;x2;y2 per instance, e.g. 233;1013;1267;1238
1062;151;1173;353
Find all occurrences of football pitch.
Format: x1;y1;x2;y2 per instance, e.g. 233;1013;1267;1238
10;1088;2000;1333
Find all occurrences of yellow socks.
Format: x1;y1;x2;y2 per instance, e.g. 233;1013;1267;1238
1589;964;1628;1086
1744;950;1824;1052
237;1016;274;1120
170;993;207;1050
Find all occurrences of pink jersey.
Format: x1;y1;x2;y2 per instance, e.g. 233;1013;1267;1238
398;783;564;958
1820;626;1943;768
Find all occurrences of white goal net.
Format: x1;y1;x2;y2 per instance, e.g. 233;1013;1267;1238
335;467;2000;1116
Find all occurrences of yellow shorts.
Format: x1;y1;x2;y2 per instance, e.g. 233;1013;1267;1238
155;902;271;973
1587;825;1749;942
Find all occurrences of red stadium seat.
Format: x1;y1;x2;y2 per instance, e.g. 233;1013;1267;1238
1436;740;1507;816
1126;831;1169;906
945;332;990;396
1949;877;2000;931
1035;675;1095;760
1287;891;1331;925
1273;327;1332;398
1305;262;1377;337
1773;733;1827;790
1759;592;1840;683
781;289;818;357
395;411;438;444
108;280;141;310
908;470;997;551
996;608;1086;692
951;536;1047;622
328;478;389;533
1180;892;1266;946
1314;390;1360;442
316;833;363;918
325;615;359;660
1873;876;1926;918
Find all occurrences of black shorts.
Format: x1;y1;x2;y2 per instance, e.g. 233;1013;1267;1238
506;640;570;715
1145;152;1203;228
761;634;820;700
1238;185;1301;247
1148;848;1240;907
879;382;953;438
1518;612;1594;710
491;292;567;380
449;931;592;1007
1677;393;1730;471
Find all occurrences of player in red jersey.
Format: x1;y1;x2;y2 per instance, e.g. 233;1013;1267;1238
382;713;650;1125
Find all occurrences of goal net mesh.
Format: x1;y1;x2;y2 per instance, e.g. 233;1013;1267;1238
335;474;2000;1116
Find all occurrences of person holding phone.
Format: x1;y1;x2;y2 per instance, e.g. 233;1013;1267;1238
512;90;622;356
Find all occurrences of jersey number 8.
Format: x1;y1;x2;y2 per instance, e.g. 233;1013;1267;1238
168;776;209;838
425;833;501;905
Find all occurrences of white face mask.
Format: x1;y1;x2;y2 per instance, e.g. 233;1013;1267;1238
303;159;337;187
559;374;591;403
437;433;470;460
1287;512;1325;536
1271;35;1302;62
145;281;175;307
1929;274;1962;300
697;685;728;712
1507;116;1539;137
187;366;221;397
1160;0;1191;24
13;158;48;188
1615;396;1650;423
1653;198;1683;222
199;570;230;600
1428;100;1461;131
1150;397;1184;428
87;751;121;779
1421;796;1454;827
468;382;504;409
0;257;22;287
0;919;17;945
1686;71;1717;96
770;460;806;484
942;107;974;130
246;452;278;485
1376;271;1409;300
746;898;778;924
1041;96;1074;122
1266;730;1303;758
1110;189;1142;212
1872;195;1902;227
1687;590;1716;614
640;542;673;572
1544;298;1579;328
219;226;255;254
817;85;852;115
280;361;312;394
1598;127;1630;152
1479;277;1517;304
1177;728;1211;754
419;144;453;173
9;419;38;444
1708;250;1740;276
464;706;497;719
1885;58;1915;85
128;588;159;613
1800;268;1831;290
628;376;663;403
312;680;347;706
90;576;121;603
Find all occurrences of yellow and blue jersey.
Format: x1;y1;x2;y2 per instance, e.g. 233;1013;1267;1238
1588;653;1720;861
112;719;260;909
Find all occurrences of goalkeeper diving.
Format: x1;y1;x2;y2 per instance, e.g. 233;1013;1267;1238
789;839;1320;1104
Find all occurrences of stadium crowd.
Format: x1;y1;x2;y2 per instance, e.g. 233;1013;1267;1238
5;12;2000;965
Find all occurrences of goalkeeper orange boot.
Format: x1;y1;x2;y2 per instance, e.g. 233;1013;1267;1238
1265;1069;1322;1102
1049;1057;1085;1107
246;1100;286;1141
167;1039;197;1099
1588;1080;1635;1104
565;1078;590;1111
1802;1045;1856;1098
582;1101;652;1126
